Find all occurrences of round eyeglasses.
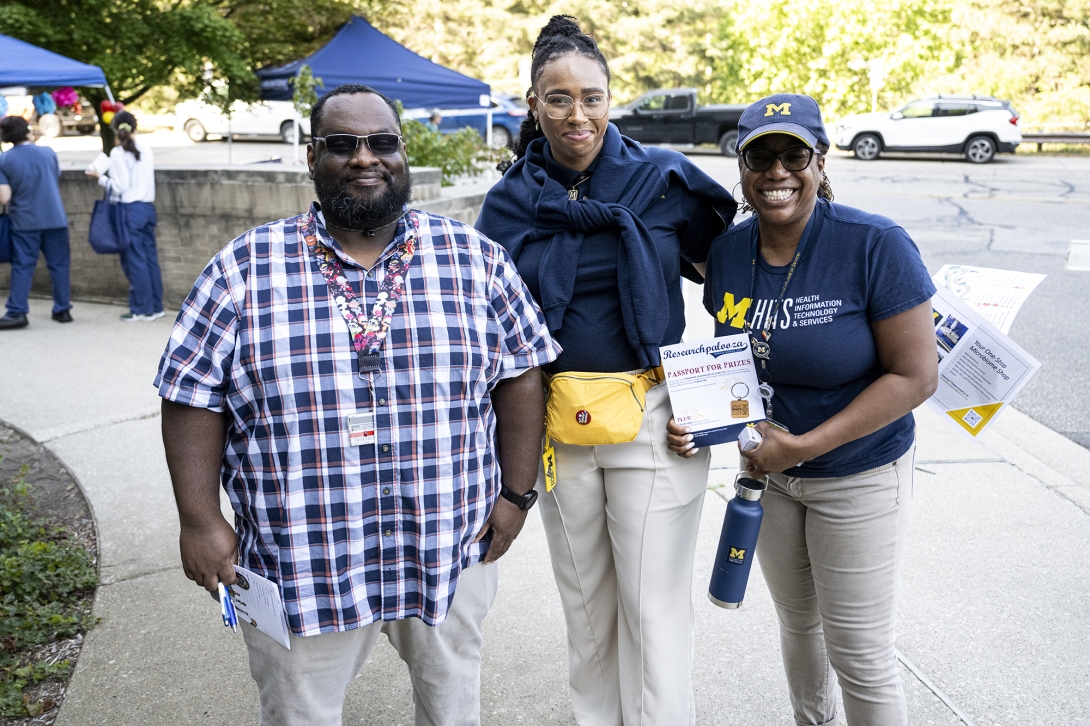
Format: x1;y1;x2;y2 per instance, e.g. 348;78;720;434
315;133;403;157
533;93;610;120
741;146;818;173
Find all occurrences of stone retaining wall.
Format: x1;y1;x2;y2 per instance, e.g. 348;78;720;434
3;166;487;310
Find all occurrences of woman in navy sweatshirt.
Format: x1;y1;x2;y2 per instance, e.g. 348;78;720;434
476;15;736;725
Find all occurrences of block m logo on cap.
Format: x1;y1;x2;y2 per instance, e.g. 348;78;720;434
764;102;792;117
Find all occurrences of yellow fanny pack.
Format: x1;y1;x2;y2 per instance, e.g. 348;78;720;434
542;367;664;491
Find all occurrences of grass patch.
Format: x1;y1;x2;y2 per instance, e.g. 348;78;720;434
1015;143;1090;157
0;459;97;719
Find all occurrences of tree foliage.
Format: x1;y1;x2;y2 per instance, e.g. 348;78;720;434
369;0;1088;125
0;0;254;105
929;0;1090;127
1;0;1086;129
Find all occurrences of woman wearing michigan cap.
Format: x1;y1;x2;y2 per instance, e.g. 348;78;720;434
669;94;938;725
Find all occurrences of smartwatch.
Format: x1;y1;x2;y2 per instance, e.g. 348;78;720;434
499;483;538;511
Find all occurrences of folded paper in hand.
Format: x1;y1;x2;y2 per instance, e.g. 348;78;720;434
229;565;291;649
88;153;111;177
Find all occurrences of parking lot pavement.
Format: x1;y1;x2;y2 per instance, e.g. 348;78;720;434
686;153;1090;451
2;299;1089;725
44;130;306;169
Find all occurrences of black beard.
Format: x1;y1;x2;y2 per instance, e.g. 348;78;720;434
314;169;413;230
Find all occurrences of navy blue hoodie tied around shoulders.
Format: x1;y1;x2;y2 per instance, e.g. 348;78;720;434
476;123;738;369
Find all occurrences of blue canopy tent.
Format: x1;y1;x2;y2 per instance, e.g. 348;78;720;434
0;34;112;97
256;16;490;110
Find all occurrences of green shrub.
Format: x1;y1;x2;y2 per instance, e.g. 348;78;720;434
402;118;505;186
0;460;97;717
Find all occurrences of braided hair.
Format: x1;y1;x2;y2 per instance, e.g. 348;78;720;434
498;15;611;172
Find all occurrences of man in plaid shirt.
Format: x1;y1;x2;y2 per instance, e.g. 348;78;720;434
157;84;559;726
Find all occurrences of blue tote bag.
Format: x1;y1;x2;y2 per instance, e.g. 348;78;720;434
88;192;130;254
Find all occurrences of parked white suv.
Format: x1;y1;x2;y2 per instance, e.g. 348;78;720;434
836;95;1021;163
174;99;311;144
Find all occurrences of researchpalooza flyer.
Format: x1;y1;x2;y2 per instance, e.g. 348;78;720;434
660;334;765;447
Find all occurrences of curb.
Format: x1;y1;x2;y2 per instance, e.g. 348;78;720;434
980;407;1090;513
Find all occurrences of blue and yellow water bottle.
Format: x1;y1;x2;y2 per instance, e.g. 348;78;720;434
708;476;766;609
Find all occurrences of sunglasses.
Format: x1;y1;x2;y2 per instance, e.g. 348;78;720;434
314;133;403;157
741;146;818;173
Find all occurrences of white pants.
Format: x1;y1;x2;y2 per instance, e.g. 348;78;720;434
241;561;499;726
757;446;915;726
538;382;711;726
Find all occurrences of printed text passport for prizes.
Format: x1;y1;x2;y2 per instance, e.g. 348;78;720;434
660;334;765;447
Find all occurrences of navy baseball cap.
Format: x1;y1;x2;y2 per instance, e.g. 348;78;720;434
736;94;830;153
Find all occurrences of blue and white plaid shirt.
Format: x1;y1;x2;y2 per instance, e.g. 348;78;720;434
155;204;559;636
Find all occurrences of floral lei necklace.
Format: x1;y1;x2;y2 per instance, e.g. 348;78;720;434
301;208;418;376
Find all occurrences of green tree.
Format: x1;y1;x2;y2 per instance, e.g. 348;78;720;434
705;0;957;119
929;0;1090;127
0;0;254;150
0;0;254;105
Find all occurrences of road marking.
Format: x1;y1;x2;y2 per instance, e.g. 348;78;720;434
1067;240;1090;271
915;458;1009;465
896;649;978;726
848;191;1090;206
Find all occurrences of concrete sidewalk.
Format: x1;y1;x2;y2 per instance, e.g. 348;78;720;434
1;298;1089;725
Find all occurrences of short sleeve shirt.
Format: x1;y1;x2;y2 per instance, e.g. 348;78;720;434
155;205;560;635
703;201;935;478
0;144;67;230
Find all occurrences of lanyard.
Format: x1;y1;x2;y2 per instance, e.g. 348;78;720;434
301;209;418;378
744;202;825;421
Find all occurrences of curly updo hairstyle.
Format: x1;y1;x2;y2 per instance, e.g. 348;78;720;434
498;15;611;172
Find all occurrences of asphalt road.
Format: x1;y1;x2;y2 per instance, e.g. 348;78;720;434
49;133;1090;448
686;151;1090;450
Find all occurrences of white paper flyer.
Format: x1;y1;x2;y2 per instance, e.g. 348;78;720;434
932;264;1045;335
229;565;292;649
660;334;765;447
927;286;1041;437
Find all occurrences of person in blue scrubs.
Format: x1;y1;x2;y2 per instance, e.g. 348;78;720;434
669;95;938;726
477;16;736;725
0;116;72;329
86;111;163;322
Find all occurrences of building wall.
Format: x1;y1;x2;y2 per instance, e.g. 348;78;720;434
3;166;487;309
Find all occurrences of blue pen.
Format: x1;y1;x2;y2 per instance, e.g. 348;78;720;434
225;586;238;632
217;582;236;631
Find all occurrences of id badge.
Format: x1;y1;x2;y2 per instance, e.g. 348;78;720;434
347;412;376;447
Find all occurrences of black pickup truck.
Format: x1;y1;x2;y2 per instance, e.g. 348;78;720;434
610;88;748;156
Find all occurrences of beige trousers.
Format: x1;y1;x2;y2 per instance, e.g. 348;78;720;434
241;561;498;726
538;382;711;726
758;445;915;726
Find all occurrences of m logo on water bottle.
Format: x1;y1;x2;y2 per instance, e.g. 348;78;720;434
728;547;746;564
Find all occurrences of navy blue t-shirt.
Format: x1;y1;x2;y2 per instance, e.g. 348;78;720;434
703;200;935;478
516;146;724;374
0;143;67;231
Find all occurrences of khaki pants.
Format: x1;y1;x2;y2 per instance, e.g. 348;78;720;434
757;445;916;726
241;561;498;726
538;382;711;726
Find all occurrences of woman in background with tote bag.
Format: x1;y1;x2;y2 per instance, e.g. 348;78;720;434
86;111;164;322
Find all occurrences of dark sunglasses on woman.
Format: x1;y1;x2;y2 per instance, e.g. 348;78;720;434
741;146;818;173
314;133;403;157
